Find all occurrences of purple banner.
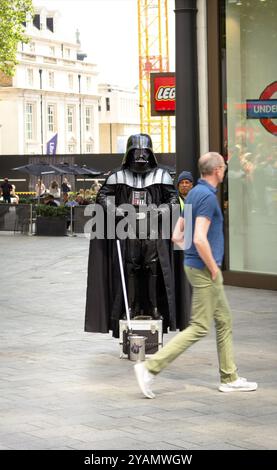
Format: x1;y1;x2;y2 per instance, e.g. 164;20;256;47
46;133;58;155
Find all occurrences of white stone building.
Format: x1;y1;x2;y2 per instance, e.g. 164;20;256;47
0;7;100;155
98;83;140;154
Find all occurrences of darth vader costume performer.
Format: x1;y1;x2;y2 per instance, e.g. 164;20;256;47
85;133;190;338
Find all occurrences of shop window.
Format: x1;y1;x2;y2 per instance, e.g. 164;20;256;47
223;0;277;275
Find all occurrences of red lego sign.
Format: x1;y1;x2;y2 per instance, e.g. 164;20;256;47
151;73;175;116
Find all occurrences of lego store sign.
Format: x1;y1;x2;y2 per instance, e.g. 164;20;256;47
150;73;175;116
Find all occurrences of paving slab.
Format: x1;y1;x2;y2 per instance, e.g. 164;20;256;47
0;233;276;450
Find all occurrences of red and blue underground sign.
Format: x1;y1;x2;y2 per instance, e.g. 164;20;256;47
247;81;277;136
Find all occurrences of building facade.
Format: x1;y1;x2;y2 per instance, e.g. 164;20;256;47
0;6;100;156
98;83;140;153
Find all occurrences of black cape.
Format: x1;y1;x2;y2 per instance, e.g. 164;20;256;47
84;173;191;338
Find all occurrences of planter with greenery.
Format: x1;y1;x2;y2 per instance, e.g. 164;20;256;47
36;204;69;236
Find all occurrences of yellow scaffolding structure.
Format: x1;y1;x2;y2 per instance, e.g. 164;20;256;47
137;0;172;153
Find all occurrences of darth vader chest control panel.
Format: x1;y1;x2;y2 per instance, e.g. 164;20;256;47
131;190;147;206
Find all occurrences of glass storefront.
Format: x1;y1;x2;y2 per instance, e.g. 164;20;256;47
223;0;277;275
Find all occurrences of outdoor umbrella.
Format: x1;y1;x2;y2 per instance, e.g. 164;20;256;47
53;163;102;176
12;162;68;200
12;162;66;177
52;163;103;193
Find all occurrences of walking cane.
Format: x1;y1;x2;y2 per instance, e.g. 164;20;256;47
116;239;132;332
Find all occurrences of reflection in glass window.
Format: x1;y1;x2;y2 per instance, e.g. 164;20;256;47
224;0;277;275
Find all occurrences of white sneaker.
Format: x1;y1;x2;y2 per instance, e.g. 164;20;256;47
134;362;155;399
219;376;258;393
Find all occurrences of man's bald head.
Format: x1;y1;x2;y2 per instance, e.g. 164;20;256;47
198;152;224;176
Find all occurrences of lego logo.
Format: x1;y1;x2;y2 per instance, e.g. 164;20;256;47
156;86;175;101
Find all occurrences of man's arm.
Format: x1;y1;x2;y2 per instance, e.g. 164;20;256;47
172;216;185;250
193;216;219;280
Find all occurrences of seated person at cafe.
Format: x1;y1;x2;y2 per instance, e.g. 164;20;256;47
42;194;59;207
49;180;60;199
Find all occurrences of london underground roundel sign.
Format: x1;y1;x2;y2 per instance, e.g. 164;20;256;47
259;81;277;136
246;81;277;136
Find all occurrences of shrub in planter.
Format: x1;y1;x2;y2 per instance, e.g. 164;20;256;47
36;204;69;236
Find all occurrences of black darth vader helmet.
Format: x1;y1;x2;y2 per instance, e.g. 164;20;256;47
122;133;157;173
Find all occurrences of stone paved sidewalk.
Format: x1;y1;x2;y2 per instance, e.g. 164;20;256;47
0;234;276;450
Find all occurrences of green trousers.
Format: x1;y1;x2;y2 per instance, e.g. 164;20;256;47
146;266;238;384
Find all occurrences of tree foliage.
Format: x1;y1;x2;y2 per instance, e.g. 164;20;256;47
0;0;34;76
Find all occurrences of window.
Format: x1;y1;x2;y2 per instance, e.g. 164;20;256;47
86;76;91;91
106;97;110;111
65;48;71;58
223;0;277;275
68;74;74;90
86;143;93;153
49;46;55;56
25;103;34;140
68;144;75;153
33;14;40;30
29;42;35;53
47;17;54;32
67;106;74;133
27;68;33;86
85;107;93;132
48;71;54;88
47;105;55;132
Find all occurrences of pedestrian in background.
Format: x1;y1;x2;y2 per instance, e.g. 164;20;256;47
61;177;71;194
35;179;46;197
48;180;60;199
134;152;258;398
177;170;194;208
0;177;12;203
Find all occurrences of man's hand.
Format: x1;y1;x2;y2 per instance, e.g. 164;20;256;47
172;216;185;250
211;267;219;281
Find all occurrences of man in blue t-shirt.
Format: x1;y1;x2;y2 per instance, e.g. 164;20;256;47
134;152;258;398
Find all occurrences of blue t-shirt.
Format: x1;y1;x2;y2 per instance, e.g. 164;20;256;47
184;179;224;269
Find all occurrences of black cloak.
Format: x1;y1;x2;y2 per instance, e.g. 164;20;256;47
84;169;191;338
